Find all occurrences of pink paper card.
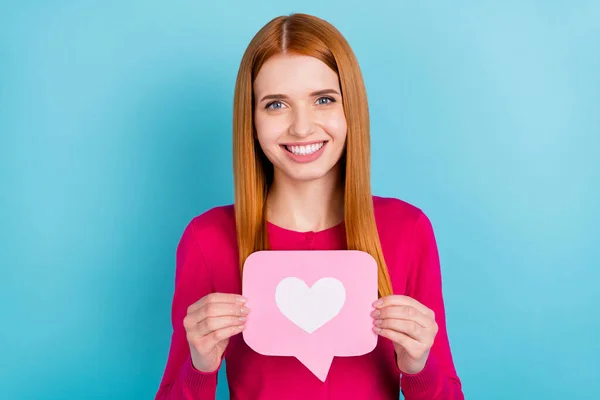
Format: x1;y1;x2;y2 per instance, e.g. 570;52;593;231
241;250;378;382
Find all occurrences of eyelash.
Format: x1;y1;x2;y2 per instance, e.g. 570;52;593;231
265;96;336;110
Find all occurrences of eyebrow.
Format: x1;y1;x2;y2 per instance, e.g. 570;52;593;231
259;89;341;103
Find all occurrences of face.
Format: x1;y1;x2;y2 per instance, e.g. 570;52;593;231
253;54;347;183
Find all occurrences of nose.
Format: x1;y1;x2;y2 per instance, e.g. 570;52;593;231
288;105;315;137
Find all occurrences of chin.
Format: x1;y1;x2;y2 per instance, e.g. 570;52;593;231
278;161;342;183
285;170;330;182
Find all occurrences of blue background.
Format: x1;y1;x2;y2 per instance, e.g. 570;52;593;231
1;1;599;399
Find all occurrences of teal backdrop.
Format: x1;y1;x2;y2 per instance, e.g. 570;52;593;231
1;1;599;399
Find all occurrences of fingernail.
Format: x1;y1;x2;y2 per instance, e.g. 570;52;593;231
240;307;249;314
374;319;382;326
373;326;382;333
373;299;383;307
239;316;247;322
236;296;247;304
371;310;380;317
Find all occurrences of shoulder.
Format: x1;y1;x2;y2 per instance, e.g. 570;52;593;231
372;195;437;255
372;195;430;229
177;203;238;275
371;196;439;295
172;205;239;301
178;204;237;254
188;204;236;237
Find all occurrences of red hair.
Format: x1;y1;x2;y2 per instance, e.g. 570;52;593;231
232;13;393;297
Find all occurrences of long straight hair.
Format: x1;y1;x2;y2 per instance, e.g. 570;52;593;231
232;13;393;297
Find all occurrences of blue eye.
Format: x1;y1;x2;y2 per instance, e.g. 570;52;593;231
266;101;284;110
317;96;335;105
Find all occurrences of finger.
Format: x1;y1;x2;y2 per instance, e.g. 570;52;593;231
373;327;425;360
373;318;429;343
204;324;245;347
198;302;249;320
197;315;247;337
372;305;431;328
188;293;247;314
374;295;434;319
184;303;249;330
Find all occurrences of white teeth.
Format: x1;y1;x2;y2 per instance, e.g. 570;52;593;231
288;142;324;155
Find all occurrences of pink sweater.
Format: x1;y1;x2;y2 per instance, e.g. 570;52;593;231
155;196;463;399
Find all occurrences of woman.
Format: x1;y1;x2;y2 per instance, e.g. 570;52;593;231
155;13;463;400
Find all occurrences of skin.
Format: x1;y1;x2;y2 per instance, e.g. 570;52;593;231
184;54;438;375
254;53;348;233
372;295;439;374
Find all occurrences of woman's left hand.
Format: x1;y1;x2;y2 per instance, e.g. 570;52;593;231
371;295;439;374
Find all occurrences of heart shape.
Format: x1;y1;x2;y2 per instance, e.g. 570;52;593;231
275;277;346;334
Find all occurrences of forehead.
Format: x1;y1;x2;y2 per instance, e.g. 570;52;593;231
253;54;340;95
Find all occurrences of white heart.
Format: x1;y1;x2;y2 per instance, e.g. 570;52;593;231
275;277;346;334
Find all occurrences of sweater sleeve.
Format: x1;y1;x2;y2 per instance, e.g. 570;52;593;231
155;218;220;400
400;211;464;400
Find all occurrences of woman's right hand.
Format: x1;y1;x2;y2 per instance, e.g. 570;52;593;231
183;293;250;372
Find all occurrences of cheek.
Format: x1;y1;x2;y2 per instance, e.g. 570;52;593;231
254;115;283;159
255;114;285;145
323;111;348;141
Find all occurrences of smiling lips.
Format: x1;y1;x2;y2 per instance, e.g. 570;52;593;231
282;141;327;163
285;141;325;155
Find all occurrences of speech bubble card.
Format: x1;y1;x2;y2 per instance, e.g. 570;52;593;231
241;250;378;382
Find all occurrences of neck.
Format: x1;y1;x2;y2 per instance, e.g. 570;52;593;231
266;167;344;233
